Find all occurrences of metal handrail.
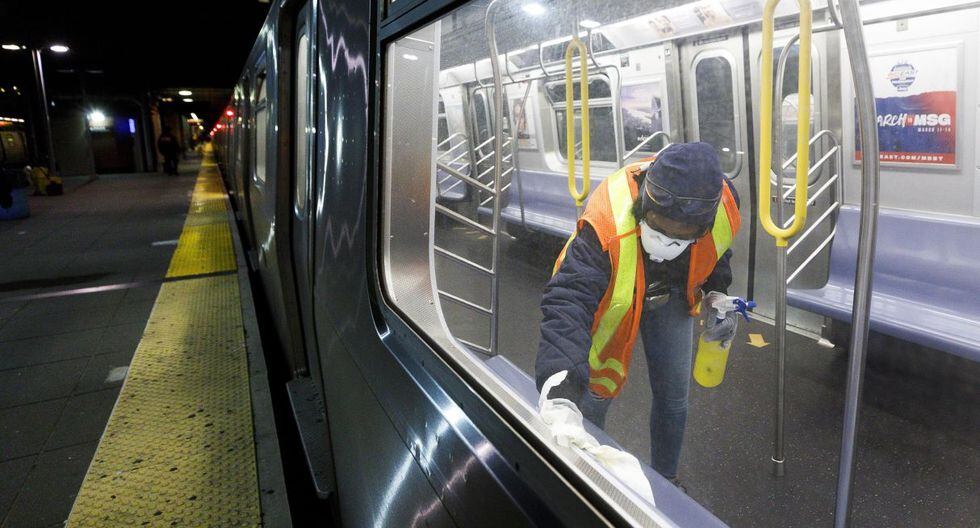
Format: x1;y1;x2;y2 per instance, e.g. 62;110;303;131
835;0;881;524
759;0;812;481
624;131;671;161
434;245;493;275
565;35;590;209
437;161;494;194
437;132;467;150
438;290;492;316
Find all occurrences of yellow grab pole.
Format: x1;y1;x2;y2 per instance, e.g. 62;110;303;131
759;0;812;246
565;35;590;208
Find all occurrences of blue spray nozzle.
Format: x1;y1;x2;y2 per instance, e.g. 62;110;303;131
733;298;756;322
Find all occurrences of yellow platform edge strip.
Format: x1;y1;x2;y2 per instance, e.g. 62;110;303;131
166;162;237;278
68;151;261;527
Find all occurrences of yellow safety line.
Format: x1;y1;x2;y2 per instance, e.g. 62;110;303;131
68;149;260;527
166;162;237;278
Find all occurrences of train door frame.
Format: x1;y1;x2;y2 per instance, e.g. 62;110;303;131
677;30;755;302
285;0;323;386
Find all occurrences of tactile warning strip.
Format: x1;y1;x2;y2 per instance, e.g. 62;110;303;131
68;154;260;527
166;166;236;278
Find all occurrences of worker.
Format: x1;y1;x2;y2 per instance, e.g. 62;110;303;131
157;126;180;176
535;142;741;487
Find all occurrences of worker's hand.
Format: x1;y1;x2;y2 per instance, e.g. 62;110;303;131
703;291;737;347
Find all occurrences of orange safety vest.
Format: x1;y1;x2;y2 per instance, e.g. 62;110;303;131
553;161;740;398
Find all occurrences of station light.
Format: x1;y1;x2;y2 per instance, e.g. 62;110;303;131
2;44;23;51
182;98;193;103
48;44;70;53
160;97;173;102
225;109;234;117
190;112;200;120
178;90;192;96
580;19;601;29
522;2;546;16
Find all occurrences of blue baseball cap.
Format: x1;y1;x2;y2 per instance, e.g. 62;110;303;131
641;142;723;227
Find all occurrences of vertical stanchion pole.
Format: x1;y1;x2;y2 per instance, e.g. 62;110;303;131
834;0;879;524
31;48;57;178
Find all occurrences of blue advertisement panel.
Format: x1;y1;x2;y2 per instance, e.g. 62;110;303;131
857;46;958;166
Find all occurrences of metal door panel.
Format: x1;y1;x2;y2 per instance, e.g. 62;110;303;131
679;33;753;305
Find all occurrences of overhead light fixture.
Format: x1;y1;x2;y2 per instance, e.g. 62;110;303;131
182;98;193;103
2;44;22;51
160;97;173;102
402;53;419;61
178;90;192;96
48;44;69;53
580;19;601;29
190;112;200;120
87;110;110;131
522;2;546;16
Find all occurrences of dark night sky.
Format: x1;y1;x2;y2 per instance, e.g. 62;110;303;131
0;0;269;122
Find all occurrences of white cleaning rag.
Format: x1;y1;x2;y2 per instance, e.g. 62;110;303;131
538;370;656;506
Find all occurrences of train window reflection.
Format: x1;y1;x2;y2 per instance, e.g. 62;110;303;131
294;33;310;216
253;71;268;184
694;54;737;172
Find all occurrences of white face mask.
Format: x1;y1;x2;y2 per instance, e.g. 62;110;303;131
639;223;693;262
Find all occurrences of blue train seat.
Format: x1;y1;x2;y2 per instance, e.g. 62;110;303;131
435;162;469;203
484;355;727;527
500;169;597;238
787;205;980;362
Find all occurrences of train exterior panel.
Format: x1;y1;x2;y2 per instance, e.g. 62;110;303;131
211;0;980;525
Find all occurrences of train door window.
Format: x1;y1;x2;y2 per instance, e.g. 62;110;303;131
294;29;311;216
436;98;450;152
253;70;268;184
770;43;820;182
693;52;738;172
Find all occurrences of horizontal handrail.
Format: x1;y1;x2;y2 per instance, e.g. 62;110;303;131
782;146;839;199
473;136;496;152
456;338;491;355
781;171;839;227
786;226;837;284
435;204;495;235
434;245;493;275
437;132;466;150
438;290;492;316
787;201;839;255
781;130;840;170
437;162;494;194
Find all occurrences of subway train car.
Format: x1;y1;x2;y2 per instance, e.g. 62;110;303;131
211;0;980;525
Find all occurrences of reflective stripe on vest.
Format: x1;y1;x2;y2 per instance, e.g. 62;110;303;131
587;168;638;393
711;199;735;258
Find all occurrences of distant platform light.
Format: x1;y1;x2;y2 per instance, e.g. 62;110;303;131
160;97;173;102
87;110;110;131
182;98;193;103
190;112;200;120
128;118;136;134
522;2;546;16
178;90;192;96
49;44;70;53
2;44;22;51
225;109;234;117
580;19;601;29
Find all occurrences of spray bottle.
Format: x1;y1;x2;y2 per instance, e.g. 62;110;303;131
694;295;756;388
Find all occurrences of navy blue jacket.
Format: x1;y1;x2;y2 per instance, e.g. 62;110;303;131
535;180;738;400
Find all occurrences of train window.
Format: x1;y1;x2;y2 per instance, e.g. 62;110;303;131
253;71;268;184
436;98;450;149
294;31;310;216
693;54;738;172
555;106;618;162
770;43;819;179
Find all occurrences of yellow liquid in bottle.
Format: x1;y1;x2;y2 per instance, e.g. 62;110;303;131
694;333;731;388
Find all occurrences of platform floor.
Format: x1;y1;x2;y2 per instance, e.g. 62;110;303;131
435;219;980;527
0;162;200;527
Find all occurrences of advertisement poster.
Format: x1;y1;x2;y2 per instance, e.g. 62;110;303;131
511;89;537;150
621;82;666;154
857;46;958;166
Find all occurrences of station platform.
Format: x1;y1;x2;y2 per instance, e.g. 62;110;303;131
0;154;288;527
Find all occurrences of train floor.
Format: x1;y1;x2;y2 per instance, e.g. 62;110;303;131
435;217;980;527
0;152;288;527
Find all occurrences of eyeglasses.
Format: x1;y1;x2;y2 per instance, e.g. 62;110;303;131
644;180;721;217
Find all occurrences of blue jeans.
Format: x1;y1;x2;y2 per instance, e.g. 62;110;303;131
578;292;693;479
